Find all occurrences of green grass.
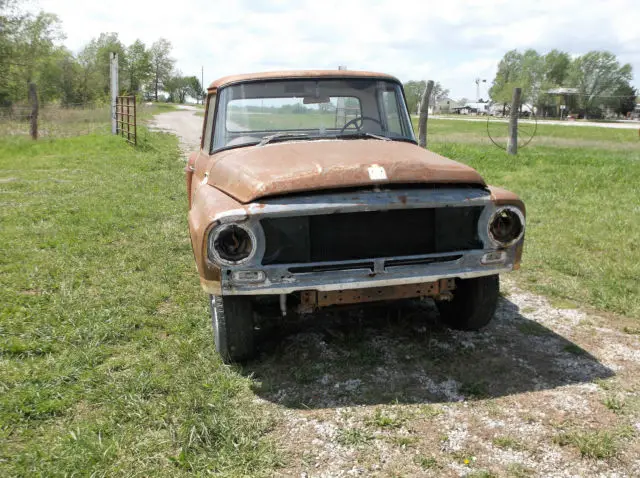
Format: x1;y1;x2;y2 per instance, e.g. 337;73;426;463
506;463;534;477
564;344;587;356
517;321;551;336
335;428;373;446
415;118;640;318
415;455;440;470
228;110;341;131
492;435;525;451
554;430;620;459
0;131;281;476
602;396;625;413
366;408;404;428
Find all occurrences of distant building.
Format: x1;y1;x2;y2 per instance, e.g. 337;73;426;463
452;101;490;115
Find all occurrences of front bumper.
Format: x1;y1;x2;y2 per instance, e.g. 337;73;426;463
218;248;516;295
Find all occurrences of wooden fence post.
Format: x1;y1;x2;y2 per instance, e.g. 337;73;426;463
29;83;38;140
507;87;522;155
418;80;434;148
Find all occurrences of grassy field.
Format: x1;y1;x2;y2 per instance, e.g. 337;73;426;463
417;118;640;318
1;115;639;476
0;131;280;475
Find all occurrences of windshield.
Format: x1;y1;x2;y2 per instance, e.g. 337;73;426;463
211;78;415;152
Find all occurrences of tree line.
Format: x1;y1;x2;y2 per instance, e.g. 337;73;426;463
402;51;636;119
0;0;203;106
489;49;636;118
403;81;453;115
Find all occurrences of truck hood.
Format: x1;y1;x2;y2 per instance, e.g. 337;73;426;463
207;139;486;203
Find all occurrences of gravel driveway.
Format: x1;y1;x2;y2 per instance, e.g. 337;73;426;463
149;105;202;153
152;108;640;477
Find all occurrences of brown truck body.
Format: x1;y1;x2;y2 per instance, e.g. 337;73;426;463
186;70;525;299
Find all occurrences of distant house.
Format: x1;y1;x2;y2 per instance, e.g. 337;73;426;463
452;101;491;115
419;98;455;115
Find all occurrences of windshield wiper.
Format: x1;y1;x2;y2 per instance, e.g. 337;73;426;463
339;132;391;141
258;132;311;146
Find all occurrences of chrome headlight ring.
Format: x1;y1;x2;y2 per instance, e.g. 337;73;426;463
208;223;258;266
487;206;525;247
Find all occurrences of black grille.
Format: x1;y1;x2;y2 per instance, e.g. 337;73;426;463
260;207;483;265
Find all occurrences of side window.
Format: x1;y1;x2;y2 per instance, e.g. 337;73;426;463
381;90;403;135
202;94;216;153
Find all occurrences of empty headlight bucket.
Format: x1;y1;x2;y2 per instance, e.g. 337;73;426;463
488;206;525;247
208;223;257;265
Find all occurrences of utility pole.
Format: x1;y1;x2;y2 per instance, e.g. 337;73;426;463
201;66;204;104
507;87;522;155
110;52;118;135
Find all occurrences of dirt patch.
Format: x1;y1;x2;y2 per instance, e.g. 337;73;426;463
244;278;639;477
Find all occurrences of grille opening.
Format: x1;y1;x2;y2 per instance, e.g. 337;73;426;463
261;206;483;265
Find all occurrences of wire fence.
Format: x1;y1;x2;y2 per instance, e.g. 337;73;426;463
0;103;111;138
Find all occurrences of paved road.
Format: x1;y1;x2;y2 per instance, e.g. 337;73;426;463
150;105;202;154
423;114;640;130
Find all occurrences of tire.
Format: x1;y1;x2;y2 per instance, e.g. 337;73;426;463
436;275;499;331
210;295;255;362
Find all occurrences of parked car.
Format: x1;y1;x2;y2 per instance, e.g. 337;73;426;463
186;70;526;362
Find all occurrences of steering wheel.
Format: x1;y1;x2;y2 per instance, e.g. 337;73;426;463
339;116;383;134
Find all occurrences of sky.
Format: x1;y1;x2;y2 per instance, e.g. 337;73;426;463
29;0;640;100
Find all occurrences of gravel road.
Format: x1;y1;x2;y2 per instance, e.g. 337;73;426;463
149;105;202;153
152;107;640;477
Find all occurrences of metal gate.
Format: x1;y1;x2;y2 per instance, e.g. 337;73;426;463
115;95;137;145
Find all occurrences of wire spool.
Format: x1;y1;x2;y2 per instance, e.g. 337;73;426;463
487;103;537;150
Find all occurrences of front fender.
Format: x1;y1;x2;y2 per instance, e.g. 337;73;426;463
188;185;244;294
487;185;526;269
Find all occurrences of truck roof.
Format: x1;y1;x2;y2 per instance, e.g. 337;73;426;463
208;70;399;91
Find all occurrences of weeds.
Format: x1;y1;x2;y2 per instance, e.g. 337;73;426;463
554;430;619;459
602;396;625;413
336;428;373;447
367;408;404;428
492;435;525;451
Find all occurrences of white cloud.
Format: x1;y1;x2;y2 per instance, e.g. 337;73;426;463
33;0;640;99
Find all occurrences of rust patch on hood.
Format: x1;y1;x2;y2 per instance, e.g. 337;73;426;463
207;140;486;203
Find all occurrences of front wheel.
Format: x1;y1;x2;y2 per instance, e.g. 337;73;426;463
436;275;499;331
210;295;255;362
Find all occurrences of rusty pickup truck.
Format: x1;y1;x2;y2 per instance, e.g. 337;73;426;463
186;70;525;362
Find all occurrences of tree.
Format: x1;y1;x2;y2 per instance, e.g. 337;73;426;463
568;51;633;114
77;33;126;100
125;39;151;95
489;49;524;106
403;80;426;115
520;49;545;105
184;76;204;104
611;84;637;117
430;81;450;104
1;10;64;102
149;38;174;101
164;72;190;103
544;49;571;86
0;0;22;104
